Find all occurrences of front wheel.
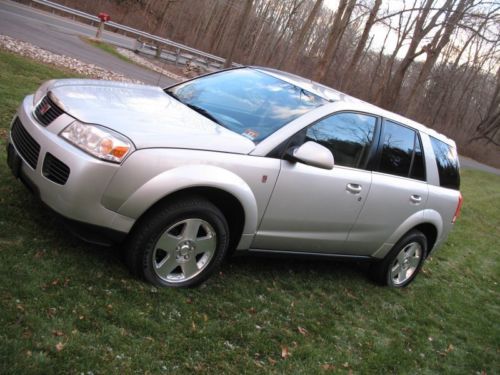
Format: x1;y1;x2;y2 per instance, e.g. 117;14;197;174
370;230;427;287
126;196;230;288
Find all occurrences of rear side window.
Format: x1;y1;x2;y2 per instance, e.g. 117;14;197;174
378;121;426;181
430;137;460;190
305;112;376;169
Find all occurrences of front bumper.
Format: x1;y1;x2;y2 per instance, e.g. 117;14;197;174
7;95;135;239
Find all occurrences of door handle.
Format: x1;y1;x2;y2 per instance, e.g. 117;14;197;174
410;194;422;204
346;183;362;194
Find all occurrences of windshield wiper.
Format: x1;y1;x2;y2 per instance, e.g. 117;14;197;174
184;103;225;127
166;91;225;127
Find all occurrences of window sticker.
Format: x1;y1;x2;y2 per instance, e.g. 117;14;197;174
242;129;259;140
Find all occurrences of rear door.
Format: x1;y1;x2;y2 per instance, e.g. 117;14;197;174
253;112;378;254
345;119;429;255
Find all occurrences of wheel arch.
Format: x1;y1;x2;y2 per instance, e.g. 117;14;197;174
373;209;443;259
131;187;247;252
117;165;259;249
413;223;438;257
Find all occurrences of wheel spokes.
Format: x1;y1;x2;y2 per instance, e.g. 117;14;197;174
155;254;179;278
155;232;179;251
194;234;216;255
181;258;199;278
181;219;202;241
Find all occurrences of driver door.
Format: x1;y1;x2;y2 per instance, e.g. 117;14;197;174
253;112;378;254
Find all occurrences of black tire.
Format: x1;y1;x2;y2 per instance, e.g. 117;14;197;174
370;230;427;288
126;196;230;288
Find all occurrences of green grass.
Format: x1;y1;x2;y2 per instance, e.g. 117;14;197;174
0;50;499;374
80;36;135;64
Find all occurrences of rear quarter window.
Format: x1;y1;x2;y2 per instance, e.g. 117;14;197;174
430;137;460;190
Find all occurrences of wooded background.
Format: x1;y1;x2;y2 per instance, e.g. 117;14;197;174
59;0;499;167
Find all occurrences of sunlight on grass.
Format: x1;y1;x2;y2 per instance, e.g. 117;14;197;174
0;50;499;373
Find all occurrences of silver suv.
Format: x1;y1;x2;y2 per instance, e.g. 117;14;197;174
7;67;463;288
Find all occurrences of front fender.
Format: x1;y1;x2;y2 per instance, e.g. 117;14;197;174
116;164;259;236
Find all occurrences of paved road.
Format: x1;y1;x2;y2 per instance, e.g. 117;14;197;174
0;0;175;86
459;156;500;176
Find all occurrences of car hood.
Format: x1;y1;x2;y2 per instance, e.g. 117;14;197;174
47;79;255;153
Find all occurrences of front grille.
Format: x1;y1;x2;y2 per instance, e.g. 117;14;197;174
34;95;64;126
11;117;40;169
43;153;70;185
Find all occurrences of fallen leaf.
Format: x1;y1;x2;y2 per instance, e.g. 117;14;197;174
344;289;357;299
268;357;277;365
298;326;308;336
342;362;349;368
446;344;454;353
52;330;64;337
34;250;45;258
191;321;197;331
254;360;264;368
321;364;336;371
55;342;64;352
281;346;290;359
203;314;208;322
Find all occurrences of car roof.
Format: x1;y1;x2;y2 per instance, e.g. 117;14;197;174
253;66;456;147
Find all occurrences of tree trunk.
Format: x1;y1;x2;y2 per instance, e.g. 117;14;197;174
224;0;253;68
341;0;382;90
312;0;356;82
282;0;324;70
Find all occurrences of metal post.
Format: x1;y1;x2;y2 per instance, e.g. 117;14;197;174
95;20;104;39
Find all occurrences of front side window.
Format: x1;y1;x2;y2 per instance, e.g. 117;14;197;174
430;137;460;190
166;68;328;143
305;112;377;169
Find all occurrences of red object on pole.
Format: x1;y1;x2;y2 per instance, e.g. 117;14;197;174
98;12;111;22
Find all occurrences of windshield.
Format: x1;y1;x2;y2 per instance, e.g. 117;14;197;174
166;68;328;142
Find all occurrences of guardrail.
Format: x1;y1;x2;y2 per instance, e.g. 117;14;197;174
30;0;234;70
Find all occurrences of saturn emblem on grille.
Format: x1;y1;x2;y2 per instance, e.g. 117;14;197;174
39;101;51;115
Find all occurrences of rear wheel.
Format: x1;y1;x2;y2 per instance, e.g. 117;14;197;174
370;230;427;287
126;196;230;288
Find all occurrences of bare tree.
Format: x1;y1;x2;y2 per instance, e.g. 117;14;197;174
223;0;254;68
313;0;357;82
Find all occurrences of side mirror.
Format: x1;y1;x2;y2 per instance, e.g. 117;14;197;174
286;141;334;170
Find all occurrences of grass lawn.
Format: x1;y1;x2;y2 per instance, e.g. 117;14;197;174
0;50;499;374
80;36;136;64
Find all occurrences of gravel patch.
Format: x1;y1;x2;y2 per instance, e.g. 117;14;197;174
0;34;141;83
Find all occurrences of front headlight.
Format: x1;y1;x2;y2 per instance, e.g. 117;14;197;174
60;121;134;163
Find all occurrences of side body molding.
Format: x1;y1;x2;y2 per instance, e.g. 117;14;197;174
116;164;259;237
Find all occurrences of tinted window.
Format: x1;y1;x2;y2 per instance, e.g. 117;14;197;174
410;134;426;181
430;137;460;190
306;113;376;169
379;121;416;177
167;69;328;143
